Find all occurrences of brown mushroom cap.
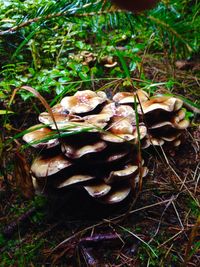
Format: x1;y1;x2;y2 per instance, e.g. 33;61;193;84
100;185;131;204
23;124;59;149
113;89;149;104
101;104;143;143
61;140;107;159
101;124;147;143
84;182;111;198
38;112;70;125
51;103;67;113
31;154;72;178
57;174;95;188
138;96;183;114
60;90;107;114
172;109;190;129
83;113;112;128
104;164;138;184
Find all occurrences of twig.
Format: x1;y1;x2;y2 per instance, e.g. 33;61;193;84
3;207;36;237
0;8;123;36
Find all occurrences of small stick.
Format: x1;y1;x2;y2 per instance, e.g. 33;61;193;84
3;207;36;237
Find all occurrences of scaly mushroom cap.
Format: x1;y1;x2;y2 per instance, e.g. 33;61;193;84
23;124;59;149
60;90;107;114
137;96;183;114
113;89;149;104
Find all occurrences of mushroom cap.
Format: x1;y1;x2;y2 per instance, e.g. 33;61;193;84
39;112;70;125
83;113;112;128
138;96;183;114
103;103;136;121
172;109;190;129
104;164;138;184
104;62;118;68
100;185;131;204
100;104;143;143
61;140;107;159
31;154;72;178
172;139;181;147
113;89;149;104
51;103;68;113
50;121;98;132
60;90;107;114
23;124;59;149
149;137;165;146
134;166;149;184
101;124;147;143
84;182;111;198
57;174;95;188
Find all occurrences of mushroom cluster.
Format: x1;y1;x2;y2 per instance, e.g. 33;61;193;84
23;90;189;204
137;96;190;147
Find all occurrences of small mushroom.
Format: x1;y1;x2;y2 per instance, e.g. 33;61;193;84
57;174;95;188
39;112;70;125
101;104;142;143
138;96;183;114
83;113;112;128
60;90;107;114
61;140;107;159
113;89;149;104
23;124;59;149
80;51;96;66
172;109;190;129
100;185;131;204
104;164;138;184
104;62;118;68
84;182;111;198
31;154;72;178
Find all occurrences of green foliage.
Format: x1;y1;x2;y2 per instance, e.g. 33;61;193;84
0;0;199;101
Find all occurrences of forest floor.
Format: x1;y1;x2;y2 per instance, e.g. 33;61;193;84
0;55;200;266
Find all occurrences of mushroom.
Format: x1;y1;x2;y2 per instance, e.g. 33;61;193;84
23;124;59;149
84;182;111;198
57;174;95;188
113;89;149;104
100;185;131;204
60;90;107;114
61;140;107;159
23;90;191;205
31;154;72;178
101;104;146;143
104;164;138;184
137;96;183;114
